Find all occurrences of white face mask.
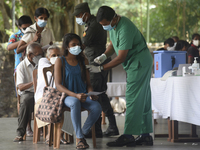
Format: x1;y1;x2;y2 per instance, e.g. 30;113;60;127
32;55;42;65
50;56;58;64
69;45;82;55
167;46;174;51
193;40;199;47
37;19;47;28
76;13;87;25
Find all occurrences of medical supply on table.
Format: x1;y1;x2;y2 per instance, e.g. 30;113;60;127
188;57;199;75
177;64;191;76
153;51;187;78
161;70;177;81
182;66;186;76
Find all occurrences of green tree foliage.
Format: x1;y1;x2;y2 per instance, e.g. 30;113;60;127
149;0;200;42
84;0;200;43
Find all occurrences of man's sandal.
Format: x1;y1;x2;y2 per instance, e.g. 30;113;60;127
82;138;89;148
13;136;23;142
76;140;88;150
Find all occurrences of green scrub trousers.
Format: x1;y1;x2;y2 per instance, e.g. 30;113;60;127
124;49;153;135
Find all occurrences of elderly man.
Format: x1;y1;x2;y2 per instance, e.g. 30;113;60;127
73;2;119;138
13;42;43;142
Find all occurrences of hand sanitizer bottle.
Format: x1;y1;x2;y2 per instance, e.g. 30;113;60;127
188;57;199;74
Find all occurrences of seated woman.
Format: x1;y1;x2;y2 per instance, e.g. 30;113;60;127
54;33;102;149
34;45;69;144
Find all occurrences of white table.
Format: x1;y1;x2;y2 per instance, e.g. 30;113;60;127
151;76;200;142
151;76;200;126
106;82;126;97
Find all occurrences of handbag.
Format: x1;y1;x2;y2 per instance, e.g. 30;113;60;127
36;57;66;123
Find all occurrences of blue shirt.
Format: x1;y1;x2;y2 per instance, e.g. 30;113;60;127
7;29;24;72
61;56;87;93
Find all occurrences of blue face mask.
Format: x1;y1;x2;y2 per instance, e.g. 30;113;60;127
69;46;82;55
76;13;86;26
37;19;47;28
102;16;116;31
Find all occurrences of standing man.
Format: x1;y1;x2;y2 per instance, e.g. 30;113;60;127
73;2;119;138
86;6;153;147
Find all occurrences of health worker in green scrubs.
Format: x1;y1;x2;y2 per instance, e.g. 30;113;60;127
86;6;153;147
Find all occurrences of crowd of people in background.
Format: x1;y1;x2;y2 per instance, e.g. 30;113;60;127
157;33;200;64
9;2;197;149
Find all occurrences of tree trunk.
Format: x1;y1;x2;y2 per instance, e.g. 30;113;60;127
140;0;143;34
176;0;180;38
182;0;186;40
0;0;11;29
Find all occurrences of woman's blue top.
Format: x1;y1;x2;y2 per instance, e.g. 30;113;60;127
61;56;87;93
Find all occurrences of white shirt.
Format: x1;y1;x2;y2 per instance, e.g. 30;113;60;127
110;97;126;113
16;57;35;95
35;58;54;103
21;23;54;46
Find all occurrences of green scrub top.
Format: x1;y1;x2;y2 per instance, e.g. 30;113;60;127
109;16;150;71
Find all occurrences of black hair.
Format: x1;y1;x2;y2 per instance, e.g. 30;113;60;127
164;38;174;47
96;6;115;22
172;36;179;42
18;15;32;27
35;7;50;18
62;33;86;83
175;40;189;51
192;33;200;40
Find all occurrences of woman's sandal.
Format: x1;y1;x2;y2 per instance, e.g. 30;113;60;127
76;140;89;150
45;139;53;145
60;138;70;144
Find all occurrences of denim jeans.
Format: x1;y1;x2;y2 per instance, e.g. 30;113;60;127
64;96;102;138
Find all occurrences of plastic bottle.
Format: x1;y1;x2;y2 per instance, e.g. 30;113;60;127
182;66;186;76
188;57;199;74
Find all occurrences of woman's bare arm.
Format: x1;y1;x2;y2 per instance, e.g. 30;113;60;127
54;57;77;97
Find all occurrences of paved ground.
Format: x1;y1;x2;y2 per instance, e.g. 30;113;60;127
0;113;200;150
